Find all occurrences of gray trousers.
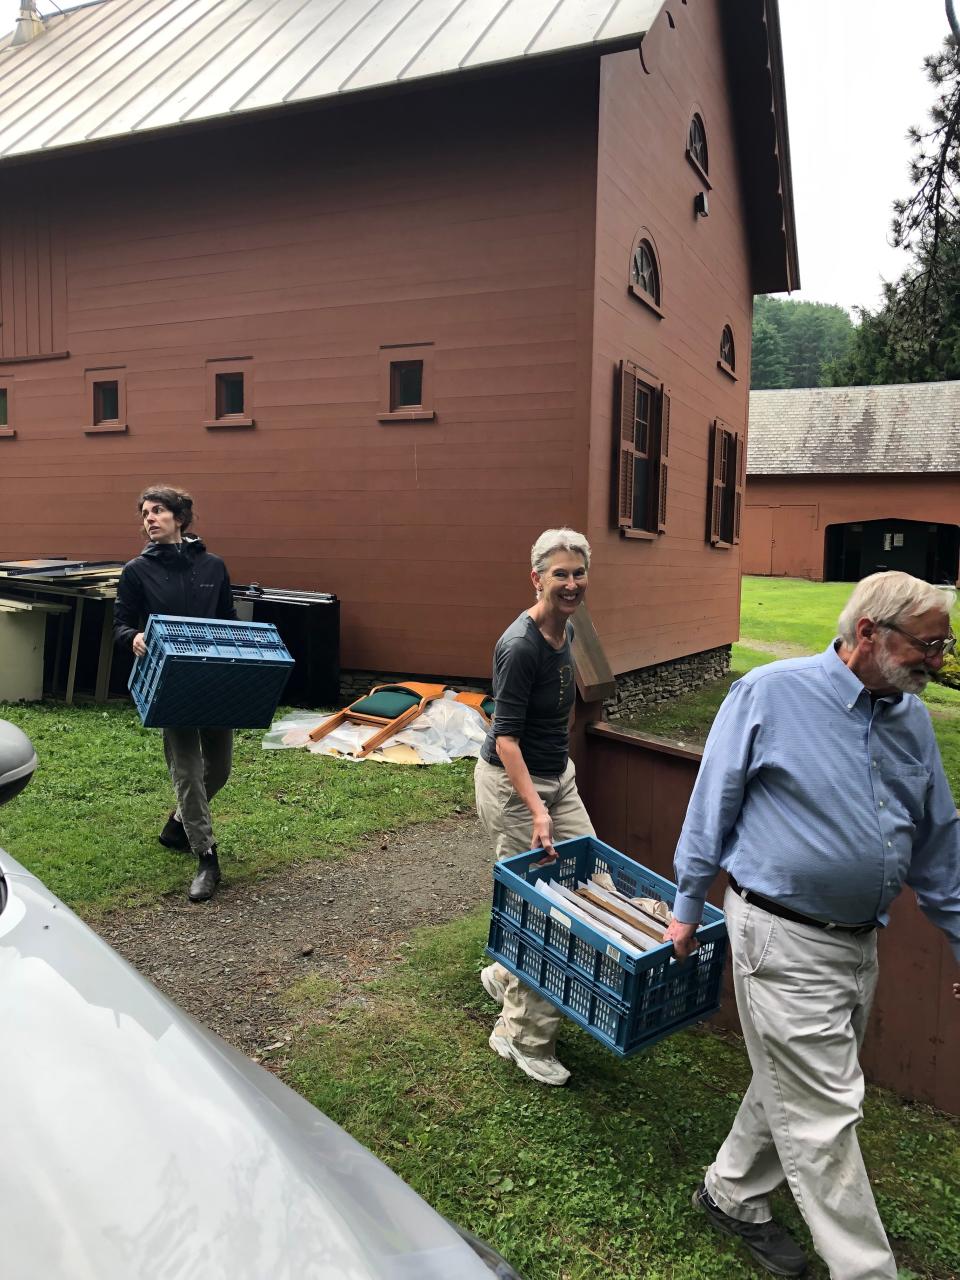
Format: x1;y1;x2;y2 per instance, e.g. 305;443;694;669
475;756;595;1053
162;727;233;855
706;886;895;1280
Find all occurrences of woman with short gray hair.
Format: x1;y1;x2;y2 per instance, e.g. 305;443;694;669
475;528;596;1086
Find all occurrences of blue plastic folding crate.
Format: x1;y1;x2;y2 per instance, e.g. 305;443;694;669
487;835;727;1056
129;615;294;729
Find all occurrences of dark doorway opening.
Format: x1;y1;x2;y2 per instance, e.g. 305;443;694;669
824;519;959;584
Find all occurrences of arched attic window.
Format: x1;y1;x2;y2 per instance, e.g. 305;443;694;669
686;113;710;183
718;324;737;379
629;235;663;316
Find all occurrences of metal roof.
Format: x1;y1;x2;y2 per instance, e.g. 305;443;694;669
0;0;663;162
747;383;960;477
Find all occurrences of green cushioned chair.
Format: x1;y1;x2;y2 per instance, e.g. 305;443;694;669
308;681;448;758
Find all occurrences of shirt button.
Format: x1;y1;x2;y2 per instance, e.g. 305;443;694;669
878;800;884;808
887;879;897;888
887;841;892;848
872;760;879;768
847;702;854;709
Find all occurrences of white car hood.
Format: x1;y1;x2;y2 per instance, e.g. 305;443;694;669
0;851;493;1279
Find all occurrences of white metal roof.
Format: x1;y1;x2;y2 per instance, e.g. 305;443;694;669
748;383;960;476
0;0;663;162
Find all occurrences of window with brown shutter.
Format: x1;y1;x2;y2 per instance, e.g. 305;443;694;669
0;197;68;364
615;359;670;539
708;418;744;548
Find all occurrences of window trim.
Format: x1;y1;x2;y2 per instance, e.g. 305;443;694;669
83;366;128;435
378;342;436;423
615;359;670;539
685;111;711;188
718;324;737;380
204;356;255;429
707;418;744;549
628;233;664;318
0;379;14;438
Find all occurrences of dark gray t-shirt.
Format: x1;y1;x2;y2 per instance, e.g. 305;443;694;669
480;612;575;777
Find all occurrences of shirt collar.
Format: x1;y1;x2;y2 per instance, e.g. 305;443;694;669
820;640;903;712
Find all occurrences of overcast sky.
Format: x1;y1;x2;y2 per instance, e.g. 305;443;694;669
1;0;953;317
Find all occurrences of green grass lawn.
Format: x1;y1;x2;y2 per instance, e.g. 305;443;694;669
283;912;960;1280
0;701;475;913
621;578;960;802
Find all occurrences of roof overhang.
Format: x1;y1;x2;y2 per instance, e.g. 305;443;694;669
721;0;800;294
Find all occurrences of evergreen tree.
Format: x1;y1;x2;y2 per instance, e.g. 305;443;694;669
750;315;788;388
750;296;855;388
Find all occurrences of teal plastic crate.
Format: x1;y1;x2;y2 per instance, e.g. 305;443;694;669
129;615;294;729
487;836;727;1056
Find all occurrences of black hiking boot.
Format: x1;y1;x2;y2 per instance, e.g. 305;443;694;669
159;812;190;851
188;849;221;903
693;1183;807;1276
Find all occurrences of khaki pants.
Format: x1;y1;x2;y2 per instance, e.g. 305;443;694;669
162;727;233;855
475;755;595;1054
706;886;896;1280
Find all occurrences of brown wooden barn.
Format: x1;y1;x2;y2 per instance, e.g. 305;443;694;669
743;384;960;586
0;0;798;691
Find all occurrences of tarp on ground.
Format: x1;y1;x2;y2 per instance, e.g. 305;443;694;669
263;691;488;764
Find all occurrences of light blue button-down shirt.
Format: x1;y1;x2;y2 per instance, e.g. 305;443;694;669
673;642;960;963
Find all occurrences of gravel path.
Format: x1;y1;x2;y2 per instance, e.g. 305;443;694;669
97;815;494;1059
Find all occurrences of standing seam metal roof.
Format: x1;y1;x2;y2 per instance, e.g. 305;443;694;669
0;0;664;162
747;383;960;476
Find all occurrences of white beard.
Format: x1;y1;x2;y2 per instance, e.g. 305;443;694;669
874;641;930;694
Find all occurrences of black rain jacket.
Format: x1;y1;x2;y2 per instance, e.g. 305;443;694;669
113;534;236;652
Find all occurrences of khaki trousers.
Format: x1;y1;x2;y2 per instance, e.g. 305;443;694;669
475;755;595;1054
162;727;233;855
706;886;896;1280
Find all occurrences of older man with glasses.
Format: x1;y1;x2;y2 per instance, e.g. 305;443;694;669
664;570;959;1280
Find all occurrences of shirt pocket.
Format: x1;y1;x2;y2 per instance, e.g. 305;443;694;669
882;763;930;826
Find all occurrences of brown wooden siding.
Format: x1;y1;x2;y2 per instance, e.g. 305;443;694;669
0;187;67;362
579;723;960;1116
744;474;960;581
0;67;600;675
587;0;755;675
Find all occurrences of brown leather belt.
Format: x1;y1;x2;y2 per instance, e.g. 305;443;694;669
728;874;877;935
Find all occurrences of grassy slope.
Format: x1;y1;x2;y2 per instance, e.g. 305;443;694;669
622;579;960;800
284;913;960;1280
0;702;474;912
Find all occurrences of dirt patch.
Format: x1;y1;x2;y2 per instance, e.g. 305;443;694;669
97;815;493;1059
738;637;810;658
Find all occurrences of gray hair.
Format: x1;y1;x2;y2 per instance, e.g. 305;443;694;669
837;571;956;645
531;528;591;574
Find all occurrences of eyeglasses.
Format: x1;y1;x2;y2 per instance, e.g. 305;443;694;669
879;622;957;659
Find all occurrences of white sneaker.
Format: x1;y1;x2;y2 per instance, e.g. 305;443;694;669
488;1017;571;1087
480;964;506;1005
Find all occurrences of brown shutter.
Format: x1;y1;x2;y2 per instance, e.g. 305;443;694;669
708;420;724;545
617;360;637;529
732;429;745;544
656;387;670;533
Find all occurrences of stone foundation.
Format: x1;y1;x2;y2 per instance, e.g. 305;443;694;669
604;645;731;719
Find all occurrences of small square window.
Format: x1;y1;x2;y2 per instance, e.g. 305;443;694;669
204;357;254;429
93;380;120;424
0;385;12;438
390;361;423;410
216;372;245;418
377;343;435;422
83;367;127;434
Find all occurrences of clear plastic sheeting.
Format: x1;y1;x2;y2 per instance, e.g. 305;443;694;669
263;692;488;765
